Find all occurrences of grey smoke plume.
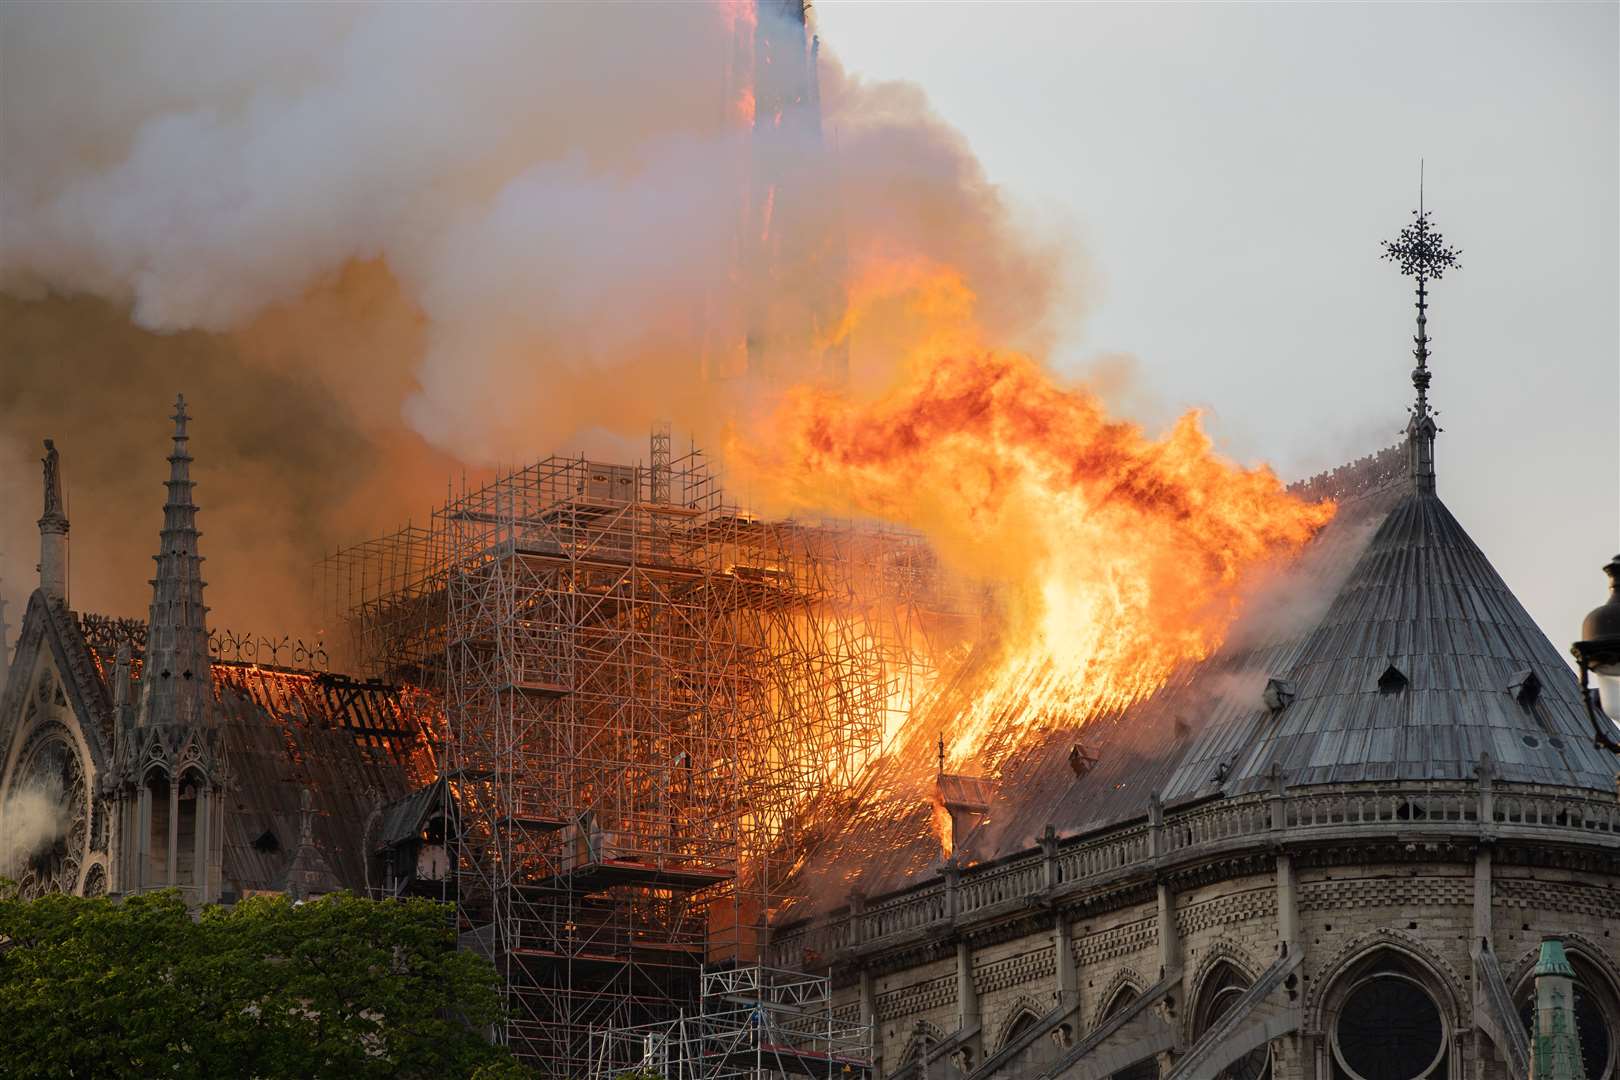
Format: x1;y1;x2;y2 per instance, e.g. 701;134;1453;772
0;778;65;881
2;2;1061;457
0;3;1065;632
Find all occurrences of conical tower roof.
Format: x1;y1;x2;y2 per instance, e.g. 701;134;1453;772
138;394;212;729
1193;202;1611;792
1172;487;1619;793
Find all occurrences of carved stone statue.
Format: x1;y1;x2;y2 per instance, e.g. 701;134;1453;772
299;785;315;847
41;439;63;519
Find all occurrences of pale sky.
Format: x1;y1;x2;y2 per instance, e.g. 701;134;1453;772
815;0;1619;659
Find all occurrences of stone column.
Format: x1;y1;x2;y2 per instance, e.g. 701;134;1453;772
1473;753;1495;952
860;969;883;1080
135;783;152;891
1156;881;1180;978
1156;876;1182;1070
957;939;981;1062
1040;825;1059;891
1055;914;1080;1011
38;516;69;606
1276;852;1299;957
167;780;180;886
195;785;211;905
1472;847;1493;950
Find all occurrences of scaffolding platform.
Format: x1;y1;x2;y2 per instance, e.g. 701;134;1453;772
545;859;734;893
494;813;568;833
513;942;705;972
702;1044;869;1080
589;966;872;1080
498;678;572;697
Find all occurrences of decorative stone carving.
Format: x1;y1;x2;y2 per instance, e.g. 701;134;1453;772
40;440;63;520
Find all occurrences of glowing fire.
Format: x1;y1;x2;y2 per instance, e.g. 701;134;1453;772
929;788;954;860
739;261;1336;855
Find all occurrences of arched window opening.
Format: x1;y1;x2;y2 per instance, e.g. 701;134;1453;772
1331;972;1447;1080
144;772;171;887
1002;1009;1041;1049
175;769;204;893
1192;962;1270;1080
1099;985;1159;1080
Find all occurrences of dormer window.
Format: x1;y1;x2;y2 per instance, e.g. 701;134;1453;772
1378;664;1409;694
1507;668;1542;707
1263;677;1297;712
1068;743;1100;777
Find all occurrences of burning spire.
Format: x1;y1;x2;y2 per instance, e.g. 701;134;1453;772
1381;170;1462;495
137;394;213;729
719;0;849;386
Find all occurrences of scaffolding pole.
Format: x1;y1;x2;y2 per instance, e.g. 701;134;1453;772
321;440;958;1078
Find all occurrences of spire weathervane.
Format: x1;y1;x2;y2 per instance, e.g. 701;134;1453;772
1381;179;1461;494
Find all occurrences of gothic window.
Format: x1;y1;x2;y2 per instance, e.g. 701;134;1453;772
1001;1008;1041;1049
1192;962;1270;1080
1099;986;1159;1080
1330;973;1447;1080
1516;955;1617;1080
7;723;90;898
899;1022;945;1068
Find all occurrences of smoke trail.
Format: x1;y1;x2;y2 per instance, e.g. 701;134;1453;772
0;778;65;880
0;2;1065;633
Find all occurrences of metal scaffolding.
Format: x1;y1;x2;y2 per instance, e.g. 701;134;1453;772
316;522;447;684
587;966;872;1080
321;435;961;1077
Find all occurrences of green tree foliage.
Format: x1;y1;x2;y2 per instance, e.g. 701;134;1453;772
0;886;532;1080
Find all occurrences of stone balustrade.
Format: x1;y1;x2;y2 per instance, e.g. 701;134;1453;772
768;778;1618;967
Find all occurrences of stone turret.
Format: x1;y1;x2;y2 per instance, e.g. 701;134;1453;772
37;438;69;604
112;395;225;904
137;395;213;730
1531;937;1588;1080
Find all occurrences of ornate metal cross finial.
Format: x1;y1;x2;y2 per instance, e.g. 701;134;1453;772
1381;210;1461;283
1381;189;1461;494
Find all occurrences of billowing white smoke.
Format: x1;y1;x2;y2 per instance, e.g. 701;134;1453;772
1;2;1061;464
0;779;65;880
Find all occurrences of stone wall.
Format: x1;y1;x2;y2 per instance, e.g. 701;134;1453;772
835;849;1620;1080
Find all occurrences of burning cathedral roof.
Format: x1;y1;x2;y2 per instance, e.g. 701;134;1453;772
776;438;1619;920
775;208;1615;921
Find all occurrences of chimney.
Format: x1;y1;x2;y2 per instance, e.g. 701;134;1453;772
37;439;69;605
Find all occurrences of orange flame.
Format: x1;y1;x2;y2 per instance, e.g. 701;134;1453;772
739;261;1336;780
929;788;953;859
717;0;758;128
